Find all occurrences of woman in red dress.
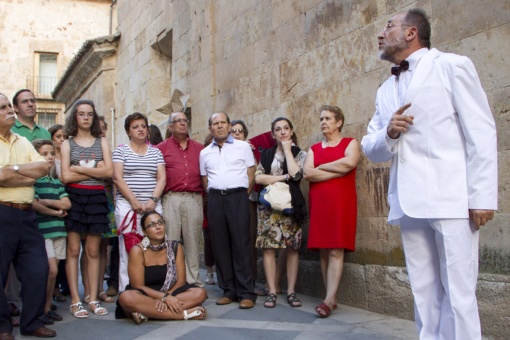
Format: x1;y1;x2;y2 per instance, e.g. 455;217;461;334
304;105;360;318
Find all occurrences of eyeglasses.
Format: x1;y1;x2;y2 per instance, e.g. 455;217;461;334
145;219;165;229
20;99;36;104
170;118;189;124
383;23;408;33
230;128;245;134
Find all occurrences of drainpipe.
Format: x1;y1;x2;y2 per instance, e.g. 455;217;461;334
109;0;117;35
110;108;115;148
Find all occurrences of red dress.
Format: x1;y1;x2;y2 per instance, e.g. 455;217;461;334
307;138;357;251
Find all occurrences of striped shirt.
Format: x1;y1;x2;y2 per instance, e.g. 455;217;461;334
112;144;165;202
34;176;68;239
69;137;104;186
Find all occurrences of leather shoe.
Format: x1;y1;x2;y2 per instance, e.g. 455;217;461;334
239;299;255;309
0;332;14;340
216;297;233;305
22;326;56;338
8;303;20;317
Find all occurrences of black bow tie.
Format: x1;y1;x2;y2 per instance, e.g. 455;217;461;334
391;60;409;77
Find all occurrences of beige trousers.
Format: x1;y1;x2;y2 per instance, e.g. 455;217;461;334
162;191;204;287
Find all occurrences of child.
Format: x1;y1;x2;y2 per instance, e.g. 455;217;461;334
32;139;72;324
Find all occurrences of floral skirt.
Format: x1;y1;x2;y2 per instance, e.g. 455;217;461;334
255;204;302;249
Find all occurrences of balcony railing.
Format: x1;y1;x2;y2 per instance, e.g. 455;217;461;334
25;75;59;98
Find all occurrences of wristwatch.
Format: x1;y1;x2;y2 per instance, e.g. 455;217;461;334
161;293;169;302
13;165;19;172
150;196;159;203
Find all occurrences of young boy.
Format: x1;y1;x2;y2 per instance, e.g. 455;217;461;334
32;139;71;324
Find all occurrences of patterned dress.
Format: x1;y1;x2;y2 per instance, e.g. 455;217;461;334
255;149;306;249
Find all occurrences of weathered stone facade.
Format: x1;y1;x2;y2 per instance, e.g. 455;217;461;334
0;0;116;125
56;0;510;338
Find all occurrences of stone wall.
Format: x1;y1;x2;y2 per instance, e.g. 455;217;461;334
115;0;510;337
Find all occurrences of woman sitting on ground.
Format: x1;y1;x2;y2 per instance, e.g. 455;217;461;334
116;211;207;323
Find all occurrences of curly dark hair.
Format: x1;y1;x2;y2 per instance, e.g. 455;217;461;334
271;117;298;145
140;210;164;230
64;100;102;137
123;112;148;136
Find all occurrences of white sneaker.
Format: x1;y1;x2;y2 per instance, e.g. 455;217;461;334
205;272;215;285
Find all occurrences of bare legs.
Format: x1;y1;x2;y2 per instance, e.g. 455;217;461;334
67;232;103;315
262;248;299;307
119;287;207;320
45;258;59;313
319;248;345;308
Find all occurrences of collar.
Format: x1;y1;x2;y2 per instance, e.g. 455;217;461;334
171;134;190;147
0;131;19;144
14;119;39;130
212;134;234;147
400;48;429;71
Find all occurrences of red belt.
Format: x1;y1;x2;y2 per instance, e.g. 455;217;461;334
0;201;32;211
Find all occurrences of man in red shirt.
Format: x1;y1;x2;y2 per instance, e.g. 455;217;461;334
156;112;204;287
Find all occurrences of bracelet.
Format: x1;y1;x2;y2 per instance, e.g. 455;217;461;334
285;174;289;182
161;292;169;302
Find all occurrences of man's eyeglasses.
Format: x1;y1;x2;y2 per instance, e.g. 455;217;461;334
231;129;244;134
145;219;165;229
383;23;408;33
170;118;189;124
20;99;37;104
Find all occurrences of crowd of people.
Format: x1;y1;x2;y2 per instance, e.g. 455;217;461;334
0;8;497;340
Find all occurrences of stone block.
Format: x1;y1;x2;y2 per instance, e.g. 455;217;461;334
271;0;323;29
433;0;510;46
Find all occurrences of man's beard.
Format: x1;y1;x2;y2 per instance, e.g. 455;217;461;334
379;32;406;64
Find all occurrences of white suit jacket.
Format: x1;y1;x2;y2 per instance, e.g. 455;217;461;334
361;48;498;224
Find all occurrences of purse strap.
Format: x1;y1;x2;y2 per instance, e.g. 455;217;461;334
117;210;137;235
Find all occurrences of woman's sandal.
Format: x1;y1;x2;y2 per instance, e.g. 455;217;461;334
88;301;108;316
131;312;148;325
69;302;89;319
315;302;332;318
264;293;277;308
99;291;114;303
82;295;90;304
183;306;207;320
287;293;302;308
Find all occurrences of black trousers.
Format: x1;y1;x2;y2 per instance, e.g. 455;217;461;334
207;189;256;301
0;205;48;334
107;237;119;288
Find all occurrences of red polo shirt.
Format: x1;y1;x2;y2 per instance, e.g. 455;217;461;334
156;135;204;193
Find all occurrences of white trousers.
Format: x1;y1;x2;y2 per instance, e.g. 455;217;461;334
162;191;204;287
400;215;481;340
115;198;162;292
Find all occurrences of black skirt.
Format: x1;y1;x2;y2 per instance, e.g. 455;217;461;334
66;185;110;235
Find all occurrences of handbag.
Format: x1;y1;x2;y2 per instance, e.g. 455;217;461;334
117;210;143;253
259;182;294;214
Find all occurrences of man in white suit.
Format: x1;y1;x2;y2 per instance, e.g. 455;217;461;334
361;8;497;340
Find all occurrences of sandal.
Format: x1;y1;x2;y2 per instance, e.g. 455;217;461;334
264;293;277;308
287;293;302;308
131;312;148;325
69;302;89;318
99;291;114;303
88;301;108;316
183;306;207;320
82;295;90;304
315;302;332;318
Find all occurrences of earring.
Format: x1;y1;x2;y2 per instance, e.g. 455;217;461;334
141;235;150;250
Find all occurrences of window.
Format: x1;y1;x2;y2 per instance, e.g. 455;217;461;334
35;53;58;96
37;108;60;129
